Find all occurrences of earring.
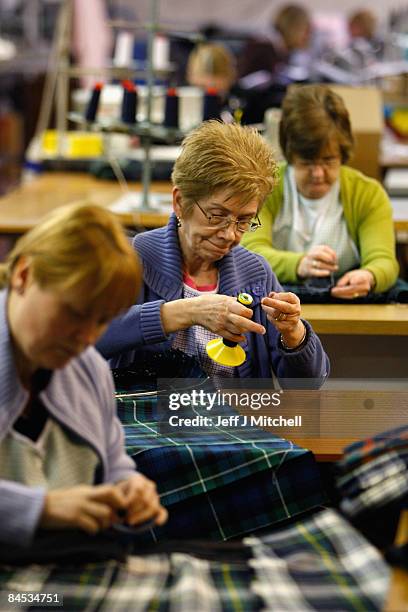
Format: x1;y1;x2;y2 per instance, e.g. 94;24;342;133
15;284;24;295
176;216;182;228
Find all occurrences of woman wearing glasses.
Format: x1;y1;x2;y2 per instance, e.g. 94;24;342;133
242;85;398;299
98;120;328;382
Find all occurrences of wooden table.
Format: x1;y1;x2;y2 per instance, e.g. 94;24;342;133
0;171;171;233
235;387;408;462
302;304;408;336
302;304;408;377
1;171;408;233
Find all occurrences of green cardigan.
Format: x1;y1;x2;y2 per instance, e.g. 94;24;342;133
242;164;399;293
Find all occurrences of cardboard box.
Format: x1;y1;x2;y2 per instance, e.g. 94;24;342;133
382;74;408;105
330;86;383;180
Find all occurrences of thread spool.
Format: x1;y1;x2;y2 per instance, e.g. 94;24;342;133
121;80;138;124
114;31;134;67
203;87;222;121
164;88;179;128
153;34;170;70
85;82;103;122
206;293;253;367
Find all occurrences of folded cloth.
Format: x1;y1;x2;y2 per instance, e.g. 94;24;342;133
336;425;408;547
0;509;389;611
337;424;408;473
337;450;408;517
248;508;390;612
117;389;325;541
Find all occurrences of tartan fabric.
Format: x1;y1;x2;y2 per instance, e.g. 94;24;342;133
337;425;408;518
0;509;389;611
116;394;325;541
0;555;259;612
337;424;408;471
247;508;390;612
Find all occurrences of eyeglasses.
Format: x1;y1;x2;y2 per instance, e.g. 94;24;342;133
194;201;261;233
294;156;341;171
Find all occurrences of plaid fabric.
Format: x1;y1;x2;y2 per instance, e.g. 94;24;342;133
337;424;408;471
116;394;325;541
337;425;408;518
0;509;389;611
247;508;390;612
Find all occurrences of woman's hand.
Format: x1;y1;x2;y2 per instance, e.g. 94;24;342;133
40;484;128;534
192;295;266;342
161;295;265;342
297;245;338;278
261;291;306;349
115;473;168;527
331;269;375;299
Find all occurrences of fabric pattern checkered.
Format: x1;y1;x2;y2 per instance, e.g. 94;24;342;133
116;393;325;541
0;509;389;611
337;424;408;518
172;284;236;381
247;508;389;611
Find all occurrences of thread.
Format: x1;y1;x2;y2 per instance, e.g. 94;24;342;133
114;31;134;67
121;80;138;124
164;88;179;128
203;87;222;121
84;82;103;122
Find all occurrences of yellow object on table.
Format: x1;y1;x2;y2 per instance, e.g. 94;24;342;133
41;130;104;158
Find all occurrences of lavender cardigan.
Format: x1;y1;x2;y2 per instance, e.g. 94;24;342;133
0;290;136;547
98;215;329;381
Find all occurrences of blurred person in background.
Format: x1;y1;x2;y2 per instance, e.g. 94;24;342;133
242;85;398;300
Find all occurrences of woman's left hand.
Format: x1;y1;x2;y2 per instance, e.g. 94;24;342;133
261;291;306;349
115;473;168;527
331;269;375;299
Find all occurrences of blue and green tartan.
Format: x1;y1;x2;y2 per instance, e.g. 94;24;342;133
116;393;326;541
337;424;408;518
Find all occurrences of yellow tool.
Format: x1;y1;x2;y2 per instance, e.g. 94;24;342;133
206;293;253;366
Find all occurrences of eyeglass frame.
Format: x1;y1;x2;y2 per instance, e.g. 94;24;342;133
292;155;341;171
194;200;262;233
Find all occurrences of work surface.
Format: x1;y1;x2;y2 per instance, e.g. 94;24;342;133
1;171;408;234
302;303;408;335
0;172;171;232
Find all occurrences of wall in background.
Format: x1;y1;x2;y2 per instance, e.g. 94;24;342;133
113;0;407;32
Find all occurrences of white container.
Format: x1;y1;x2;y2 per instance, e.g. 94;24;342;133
72;85;204;130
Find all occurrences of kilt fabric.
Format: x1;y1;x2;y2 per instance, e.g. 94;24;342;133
0;509;389;611
116;393;326;541
337;424;408;518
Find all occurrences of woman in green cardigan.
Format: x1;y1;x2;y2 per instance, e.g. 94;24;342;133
242;85;398;299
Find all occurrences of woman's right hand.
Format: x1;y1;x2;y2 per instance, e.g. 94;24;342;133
161;295;265;341
191;295;266;342
39;484;128;534
297;244;338;278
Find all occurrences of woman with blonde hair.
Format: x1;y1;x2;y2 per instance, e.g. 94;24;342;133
0;202;167;548
98;120;328;382
186;42;237;95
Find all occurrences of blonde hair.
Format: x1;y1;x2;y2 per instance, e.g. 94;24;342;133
186;43;236;89
0;202;141;315
171;120;277;214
